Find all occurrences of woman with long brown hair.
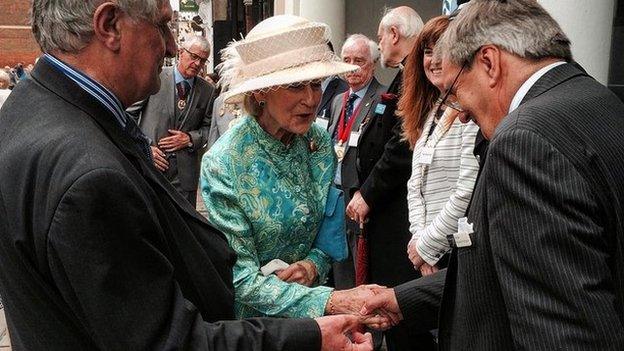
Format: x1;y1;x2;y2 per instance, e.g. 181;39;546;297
397;15;479;276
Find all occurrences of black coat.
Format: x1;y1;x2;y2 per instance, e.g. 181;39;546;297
0;59;321;351
356;71;421;287
395;63;624;350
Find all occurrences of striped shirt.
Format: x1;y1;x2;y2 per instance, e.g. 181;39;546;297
407;106;479;265
43;54;152;160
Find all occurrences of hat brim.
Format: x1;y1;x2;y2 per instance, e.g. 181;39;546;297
223;61;358;104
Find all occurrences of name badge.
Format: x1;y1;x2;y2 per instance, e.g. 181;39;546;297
348;131;360;147
419;147;434;164
453;217;474;248
375;103;386;115
315;117;329;130
334;143;346;162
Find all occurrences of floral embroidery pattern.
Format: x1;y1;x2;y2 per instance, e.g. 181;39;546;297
200;115;336;318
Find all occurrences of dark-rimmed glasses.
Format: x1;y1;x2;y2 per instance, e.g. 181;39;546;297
437;61;467;114
183;48;209;65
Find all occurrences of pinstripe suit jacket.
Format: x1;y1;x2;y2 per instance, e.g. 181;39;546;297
395;63;624;350
407;107;479;266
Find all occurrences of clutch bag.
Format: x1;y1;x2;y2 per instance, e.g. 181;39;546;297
313;186;348;262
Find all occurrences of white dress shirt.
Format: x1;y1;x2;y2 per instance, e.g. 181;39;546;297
509;61;566;113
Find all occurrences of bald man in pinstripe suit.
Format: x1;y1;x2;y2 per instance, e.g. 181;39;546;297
361;1;624;349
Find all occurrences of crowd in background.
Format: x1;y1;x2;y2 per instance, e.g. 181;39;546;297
0;63;36;108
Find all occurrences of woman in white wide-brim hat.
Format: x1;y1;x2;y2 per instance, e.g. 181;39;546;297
200;15;375;319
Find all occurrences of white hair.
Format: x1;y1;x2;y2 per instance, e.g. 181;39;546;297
181;35;211;54
342;34;380;63
379;6;424;39
31;0;166;53
437;0;572;67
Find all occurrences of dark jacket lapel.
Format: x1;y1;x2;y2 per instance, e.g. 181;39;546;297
343;78;381;158
360;72;401;139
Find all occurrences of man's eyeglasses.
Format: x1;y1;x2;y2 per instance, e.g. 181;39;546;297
183;48;209;65
437;61;467;114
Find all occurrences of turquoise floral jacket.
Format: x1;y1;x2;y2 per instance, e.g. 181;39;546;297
200;116;336;318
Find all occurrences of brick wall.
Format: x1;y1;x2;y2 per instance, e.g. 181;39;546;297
0;0;40;67
0;28;40;67
0;0;30;26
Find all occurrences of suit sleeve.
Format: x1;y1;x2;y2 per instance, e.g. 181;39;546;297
200;152;333;318
46;168;321;351
487;128;624;349
394;269;445;332
188;83;215;151
359;120;412;207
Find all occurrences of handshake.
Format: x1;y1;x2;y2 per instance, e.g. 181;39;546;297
314;285;402;351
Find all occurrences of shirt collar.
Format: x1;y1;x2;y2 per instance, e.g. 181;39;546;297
509;61;566;113
174;65;195;86
350;79;372;100
43;53;128;129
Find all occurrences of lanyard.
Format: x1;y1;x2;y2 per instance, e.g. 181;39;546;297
336;92;363;143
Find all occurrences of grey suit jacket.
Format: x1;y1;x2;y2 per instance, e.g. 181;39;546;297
328;77;386;195
206;94;241;149
138;66;214;191
395;63;624;350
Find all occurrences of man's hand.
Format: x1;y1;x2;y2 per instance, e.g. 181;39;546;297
407;238;426;270
150;146;169;172
360;287;403;330
276;260;317;287
315;315;373;351
158;129;191;152
346;191;370;224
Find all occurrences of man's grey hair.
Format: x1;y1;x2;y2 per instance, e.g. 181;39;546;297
342;34;380;63
437;0;572;67
379;6;424;39
31;0;166;53
181;35;211;54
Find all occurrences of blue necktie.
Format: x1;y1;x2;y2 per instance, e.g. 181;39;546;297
344;93;358;126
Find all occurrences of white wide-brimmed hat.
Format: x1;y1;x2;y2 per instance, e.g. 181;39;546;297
218;15;358;103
